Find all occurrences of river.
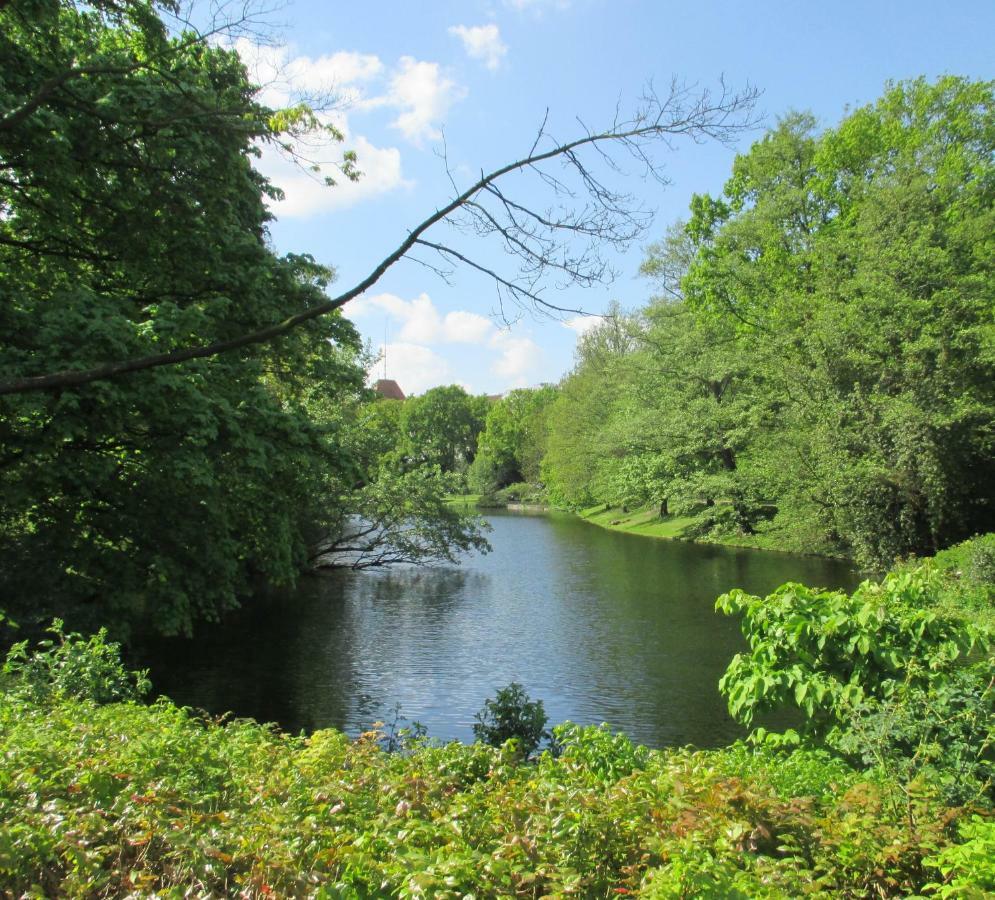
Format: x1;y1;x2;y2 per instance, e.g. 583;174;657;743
136;510;860;748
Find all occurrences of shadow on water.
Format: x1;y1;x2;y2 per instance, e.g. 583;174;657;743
135;510;860;749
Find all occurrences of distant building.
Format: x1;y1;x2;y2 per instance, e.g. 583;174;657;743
374;379;405;400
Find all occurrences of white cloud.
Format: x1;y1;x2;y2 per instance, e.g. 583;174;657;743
380;57;467;145
442;309;495;343
490;330;542;382
351;293;542;390
348;292;496;345
230;39;410;218
372;342;452;395
562;314;602;337
232;39;382;109
258;135;408;217
448;24;508;71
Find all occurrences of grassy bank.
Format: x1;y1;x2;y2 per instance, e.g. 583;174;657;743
444;493;483;507
577;502;845;558
578;503;697;540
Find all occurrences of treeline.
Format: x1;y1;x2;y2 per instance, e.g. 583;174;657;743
483;77;995;568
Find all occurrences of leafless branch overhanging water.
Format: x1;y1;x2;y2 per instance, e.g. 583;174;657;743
0;78;760;395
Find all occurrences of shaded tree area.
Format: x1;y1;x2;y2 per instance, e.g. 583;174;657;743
398;386;490;475
0;1;487;636
541;77;995;567
469;385;558;493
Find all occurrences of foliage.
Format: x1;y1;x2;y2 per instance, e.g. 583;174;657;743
486;480;548;504
716;560;984;739
0;0;371;635
470;386;558;492
551;721;650;781
472;682;550;757
833;662;994;806
925;815;995;897
2;620;149;704
539;77;995;566
1;684;975;898
311;465;491;569
718;538;994;816
1;559;993;896
399;385;489;474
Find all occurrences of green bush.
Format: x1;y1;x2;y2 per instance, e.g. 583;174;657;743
472;681;549;756
2;620;149;704
716;562;985;739
925;815;995;897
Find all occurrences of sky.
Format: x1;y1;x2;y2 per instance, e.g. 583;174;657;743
232;0;995;396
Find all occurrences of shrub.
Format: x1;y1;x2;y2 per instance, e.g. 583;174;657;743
2;619;149;704
925;815;995;897
473;681;549;756
716;564;984;739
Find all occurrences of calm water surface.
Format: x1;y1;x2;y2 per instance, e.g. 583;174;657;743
137;511;859;748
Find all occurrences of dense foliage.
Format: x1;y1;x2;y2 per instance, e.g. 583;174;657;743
540;77;995;567
0;1;487;636
717;542;994;808
1;537;992;897
470;386;558;494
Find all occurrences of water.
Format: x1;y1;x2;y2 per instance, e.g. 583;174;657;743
135;510;859;748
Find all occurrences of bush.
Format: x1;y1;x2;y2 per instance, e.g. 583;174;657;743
2;619;149;704
472;681;549;756
925;815;995;897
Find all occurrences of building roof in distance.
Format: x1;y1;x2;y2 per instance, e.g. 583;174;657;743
374;379;405;401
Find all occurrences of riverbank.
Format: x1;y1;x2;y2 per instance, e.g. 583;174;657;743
576;502;852;560
447;494;848;559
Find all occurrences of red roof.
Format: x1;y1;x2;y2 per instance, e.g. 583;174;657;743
374;379;405;400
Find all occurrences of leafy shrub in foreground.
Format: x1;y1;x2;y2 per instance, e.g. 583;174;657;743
2;619;149;704
716;563;986;740
0;692;967;898
925;815;995;897
472;681;549;756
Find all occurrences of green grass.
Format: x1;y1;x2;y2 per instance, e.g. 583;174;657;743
577;502;847;557
444;493;482;506
578;503;697;540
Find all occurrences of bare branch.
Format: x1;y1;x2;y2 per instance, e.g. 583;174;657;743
0;80;760;395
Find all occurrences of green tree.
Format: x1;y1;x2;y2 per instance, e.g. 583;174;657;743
678;78;995;564
0;0;370;634
470;386;558;491
399;386;489;475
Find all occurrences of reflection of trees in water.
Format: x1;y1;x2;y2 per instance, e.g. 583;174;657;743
135;521;859;747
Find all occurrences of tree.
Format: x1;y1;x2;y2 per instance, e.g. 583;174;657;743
470;386;558;491
309;465;491;570
680;78;995;564
399;386;489;475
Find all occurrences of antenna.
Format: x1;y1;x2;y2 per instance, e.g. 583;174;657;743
383;318;388;379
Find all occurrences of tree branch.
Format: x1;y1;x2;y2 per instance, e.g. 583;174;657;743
0;81;759;395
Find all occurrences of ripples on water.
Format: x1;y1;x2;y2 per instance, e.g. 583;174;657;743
137;510;859;749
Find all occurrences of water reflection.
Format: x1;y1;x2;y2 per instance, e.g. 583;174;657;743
137;511;859;748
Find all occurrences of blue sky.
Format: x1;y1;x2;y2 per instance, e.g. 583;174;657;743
237;0;994;396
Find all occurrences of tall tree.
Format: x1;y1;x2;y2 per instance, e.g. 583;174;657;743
0;0;367;634
399;386;489;475
681;77;995;564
